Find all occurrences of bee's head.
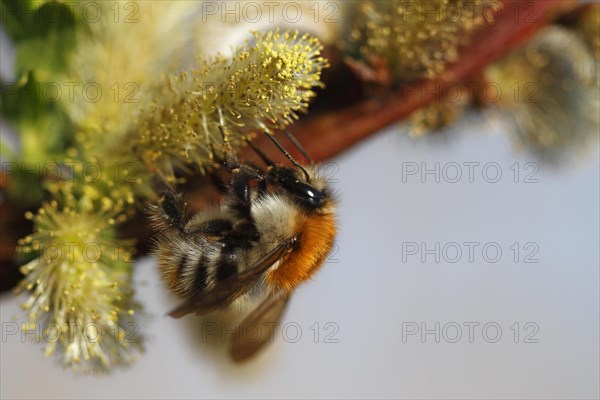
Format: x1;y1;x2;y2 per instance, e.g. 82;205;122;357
269;165;330;210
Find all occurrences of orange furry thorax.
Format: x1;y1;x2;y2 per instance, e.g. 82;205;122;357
267;209;337;292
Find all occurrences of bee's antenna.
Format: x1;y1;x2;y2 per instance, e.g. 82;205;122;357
283;130;313;164
245;138;274;167
262;131;311;182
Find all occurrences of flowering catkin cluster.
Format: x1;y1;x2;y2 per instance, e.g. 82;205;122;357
136;29;329;176
57;1;201;201
11;1;195;373
352;0;498;80
16;198;142;373
14;24;329;373
487;26;600;162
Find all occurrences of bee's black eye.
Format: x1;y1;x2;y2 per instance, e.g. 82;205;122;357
293;181;325;207
273;168;326;209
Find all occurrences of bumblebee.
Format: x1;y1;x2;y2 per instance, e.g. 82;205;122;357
149;131;337;361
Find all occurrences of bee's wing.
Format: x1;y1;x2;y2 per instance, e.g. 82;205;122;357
229;290;291;362
168;240;293;318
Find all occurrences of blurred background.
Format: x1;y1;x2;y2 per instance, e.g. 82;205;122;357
2;115;599;399
1;1;598;398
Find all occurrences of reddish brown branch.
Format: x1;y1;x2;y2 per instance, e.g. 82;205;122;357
246;0;580;164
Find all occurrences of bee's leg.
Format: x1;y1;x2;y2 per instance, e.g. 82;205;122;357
242;140;270;199
209;158;263;198
148;189;186;232
221;152;263;241
256;176;268;199
185;218;232;236
230;167;264;240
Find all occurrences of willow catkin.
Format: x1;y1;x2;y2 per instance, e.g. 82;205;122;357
16;196;142;373
488;26;599;162
135;29;329;177
352;0;499;81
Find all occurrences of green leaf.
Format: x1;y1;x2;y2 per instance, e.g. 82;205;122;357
10;1;78;82
0;0;58;42
1;72;74;162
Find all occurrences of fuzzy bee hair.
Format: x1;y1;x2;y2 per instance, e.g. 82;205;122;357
148;152;337;314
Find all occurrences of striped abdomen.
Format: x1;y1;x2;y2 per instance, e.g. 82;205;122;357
156;230;245;299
